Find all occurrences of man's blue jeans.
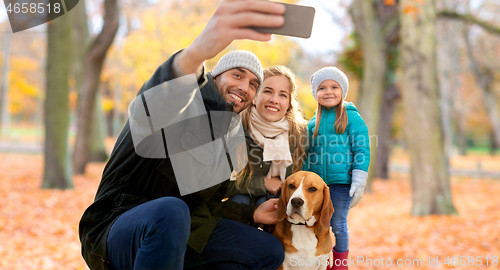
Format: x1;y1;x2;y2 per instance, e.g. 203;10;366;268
328;184;353;253
106;197;284;270
228;194;268;206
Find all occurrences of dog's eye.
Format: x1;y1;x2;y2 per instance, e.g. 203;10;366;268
308;187;317;192
289;184;296;190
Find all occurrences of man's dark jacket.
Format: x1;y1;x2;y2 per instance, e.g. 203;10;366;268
79;52;258;270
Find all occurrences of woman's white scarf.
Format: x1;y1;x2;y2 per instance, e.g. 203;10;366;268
248;107;292;182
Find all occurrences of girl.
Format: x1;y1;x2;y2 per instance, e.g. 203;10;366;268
303;67;370;270
226;65;308;206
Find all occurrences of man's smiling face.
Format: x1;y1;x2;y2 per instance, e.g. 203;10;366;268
214;68;260;113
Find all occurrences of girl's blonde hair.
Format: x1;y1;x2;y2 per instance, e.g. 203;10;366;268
313;98;348;139
235;65;308;191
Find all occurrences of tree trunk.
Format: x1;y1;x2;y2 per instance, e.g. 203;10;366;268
71;0;108;163
73;0;119;174
400;0;457;215
106;107;114;137
0;35;11;137
42;2;73;189
375;82;399;179
374;0;400;180
490;130;498;156
71;0;90;87
455;111;467;156
437;22;455;159
89;94;109;161
436;0;462;159
350;0;387;191
436;0;465;158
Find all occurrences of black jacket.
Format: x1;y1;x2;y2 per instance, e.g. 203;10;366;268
79;51;258;270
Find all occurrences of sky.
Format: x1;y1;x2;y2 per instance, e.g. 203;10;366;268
294;0;351;55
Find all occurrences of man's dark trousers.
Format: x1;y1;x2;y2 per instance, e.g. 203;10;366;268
106;197;285;270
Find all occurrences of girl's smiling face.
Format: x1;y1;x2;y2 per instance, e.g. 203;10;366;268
316;80;342;109
254;75;291;122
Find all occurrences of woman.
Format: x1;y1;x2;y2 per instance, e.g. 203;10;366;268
227;65;308;205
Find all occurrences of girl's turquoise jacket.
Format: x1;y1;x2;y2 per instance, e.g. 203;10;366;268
303;102;370;184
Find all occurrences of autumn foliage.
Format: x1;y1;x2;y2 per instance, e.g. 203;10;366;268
0;152;499;269
0;154;98;270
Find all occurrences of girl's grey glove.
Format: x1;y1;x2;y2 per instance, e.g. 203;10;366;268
349;170;368;208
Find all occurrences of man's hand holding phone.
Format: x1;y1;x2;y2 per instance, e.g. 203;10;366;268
177;0;286;74
251;3;315;39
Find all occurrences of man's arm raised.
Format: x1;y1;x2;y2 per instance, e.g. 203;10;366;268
176;0;285;74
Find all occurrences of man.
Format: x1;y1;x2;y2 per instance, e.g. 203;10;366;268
79;1;287;269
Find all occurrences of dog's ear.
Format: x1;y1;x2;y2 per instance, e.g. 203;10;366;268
319;182;334;229
277;176;291;221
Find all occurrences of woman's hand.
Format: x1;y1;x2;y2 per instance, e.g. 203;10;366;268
253;198;278;224
264;176;283;196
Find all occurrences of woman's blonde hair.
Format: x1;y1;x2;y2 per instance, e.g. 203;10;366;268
235;65;308;191
313;99;348;139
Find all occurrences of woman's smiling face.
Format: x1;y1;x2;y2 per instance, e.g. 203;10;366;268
254;75;291;122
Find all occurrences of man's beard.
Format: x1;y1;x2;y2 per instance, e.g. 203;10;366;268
223;88;249;113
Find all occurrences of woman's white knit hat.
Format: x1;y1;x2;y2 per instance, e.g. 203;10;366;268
212;50;263;89
310;67;349;100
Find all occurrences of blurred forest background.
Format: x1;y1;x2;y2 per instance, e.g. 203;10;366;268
0;0;500;269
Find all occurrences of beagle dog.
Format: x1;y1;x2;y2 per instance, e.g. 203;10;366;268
273;171;334;270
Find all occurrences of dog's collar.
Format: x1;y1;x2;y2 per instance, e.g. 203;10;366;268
289;221;307;226
287;218;308;226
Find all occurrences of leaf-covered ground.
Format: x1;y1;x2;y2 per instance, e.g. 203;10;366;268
0;153;499;269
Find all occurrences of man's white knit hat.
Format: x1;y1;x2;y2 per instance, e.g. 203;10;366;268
310;67;349;100
212;50;263;89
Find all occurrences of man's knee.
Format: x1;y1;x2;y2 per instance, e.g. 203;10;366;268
264;235;285;269
146;197;190;236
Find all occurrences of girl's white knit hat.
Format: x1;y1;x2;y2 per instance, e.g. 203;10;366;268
212;50;263;89
310;67;349;100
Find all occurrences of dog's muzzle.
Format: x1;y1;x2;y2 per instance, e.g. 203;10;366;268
291;197;304;209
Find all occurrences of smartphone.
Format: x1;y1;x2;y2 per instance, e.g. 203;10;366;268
251;2;316;39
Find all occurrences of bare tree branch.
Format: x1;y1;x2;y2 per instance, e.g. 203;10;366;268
438;10;500;36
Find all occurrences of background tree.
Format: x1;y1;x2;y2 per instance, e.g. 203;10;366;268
436;0;462;159
71;0;108;163
349;0;387;191
374;0;400;181
400;0;457;215
42;1;73;189
438;1;500;155
73;0;119;174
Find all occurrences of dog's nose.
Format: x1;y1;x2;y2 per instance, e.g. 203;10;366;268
291;198;304;209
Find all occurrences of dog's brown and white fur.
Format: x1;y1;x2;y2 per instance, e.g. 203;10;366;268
273;171;334;270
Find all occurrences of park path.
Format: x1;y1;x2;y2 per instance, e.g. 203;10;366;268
0;141;43;153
